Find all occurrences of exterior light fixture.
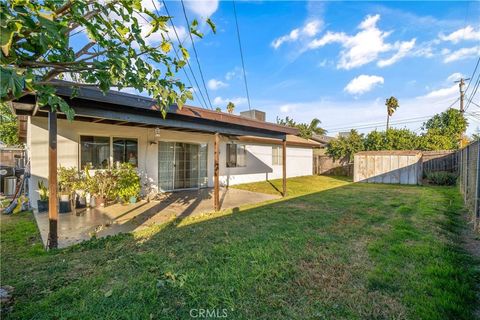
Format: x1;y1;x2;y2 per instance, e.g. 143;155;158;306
155;127;161;138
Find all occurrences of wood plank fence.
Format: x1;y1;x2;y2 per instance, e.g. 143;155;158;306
313;155;353;177
422;150;458;174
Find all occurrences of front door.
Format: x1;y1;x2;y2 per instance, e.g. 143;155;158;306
158;142;208;191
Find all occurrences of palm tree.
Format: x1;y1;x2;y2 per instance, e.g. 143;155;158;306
385;96;399;131
298;118;326;139
226;102;235;114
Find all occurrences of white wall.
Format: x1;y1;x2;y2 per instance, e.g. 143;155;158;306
219;138;313;186
27;118;313;207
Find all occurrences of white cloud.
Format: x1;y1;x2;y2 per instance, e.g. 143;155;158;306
213;96;247;107
439;25;480;43
443;46;480;63
271;20;323;49
141;0;162;12
377;39;416;67
225;67;242;80
306;14;415;69
184;0;219;17
447;72;464;82
344;75;384;95
207;79;228;90
421;84;457;99
280;104;297;113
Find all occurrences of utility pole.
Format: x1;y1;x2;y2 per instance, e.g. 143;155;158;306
455;78;470;113
455;78;470;148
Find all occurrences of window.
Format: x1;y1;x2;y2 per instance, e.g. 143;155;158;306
80;136;110;169
272;146;283;165
113;138;138;167
226;144;246;167
80;136;138;169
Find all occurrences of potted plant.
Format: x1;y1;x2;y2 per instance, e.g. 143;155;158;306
58;166;79;213
93;169;117;207
36;180;49;212
116;163;141;204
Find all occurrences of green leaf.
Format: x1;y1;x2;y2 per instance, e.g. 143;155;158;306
1;22;22;56
206;18;216;34
191;28;203;38
0;67;24;99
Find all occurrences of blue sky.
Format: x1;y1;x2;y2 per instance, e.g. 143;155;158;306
82;1;480;134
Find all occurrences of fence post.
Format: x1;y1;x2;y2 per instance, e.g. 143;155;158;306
475;142;480;229
465;146;469;204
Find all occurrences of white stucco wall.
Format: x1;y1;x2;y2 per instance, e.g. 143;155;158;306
27;118;313;207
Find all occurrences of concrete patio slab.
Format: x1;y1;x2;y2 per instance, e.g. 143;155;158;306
34;187;279;248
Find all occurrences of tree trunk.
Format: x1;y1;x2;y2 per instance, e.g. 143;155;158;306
386;114;390;131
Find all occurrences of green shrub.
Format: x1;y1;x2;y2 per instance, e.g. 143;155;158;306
425;171;458;186
115;163;141;202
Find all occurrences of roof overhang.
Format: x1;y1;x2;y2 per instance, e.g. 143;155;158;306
11;84;298;140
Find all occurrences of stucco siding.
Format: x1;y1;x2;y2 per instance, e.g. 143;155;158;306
27;118;313;208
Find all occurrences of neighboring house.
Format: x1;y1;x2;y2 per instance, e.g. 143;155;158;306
311;134;335;155
11;85;320;209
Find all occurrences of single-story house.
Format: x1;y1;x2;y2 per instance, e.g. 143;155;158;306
11;85;321;213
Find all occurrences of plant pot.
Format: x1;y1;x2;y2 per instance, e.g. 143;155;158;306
75;194;87;208
37;199;49;212
129;196;137;204
58;198;72;213
95;196;106;207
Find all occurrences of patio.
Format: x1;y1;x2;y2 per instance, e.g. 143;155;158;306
33;187;279;248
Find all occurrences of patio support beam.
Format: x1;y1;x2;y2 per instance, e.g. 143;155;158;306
47;110;58;249
282;137;287;197
214;132;220;211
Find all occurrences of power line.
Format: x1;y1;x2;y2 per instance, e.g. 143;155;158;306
232;0;252;111
464;57;479;97
156;0;208;110
179;0;214;110
325;97;460;133
465;72;480;111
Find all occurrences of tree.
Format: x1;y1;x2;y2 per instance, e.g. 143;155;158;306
365;128;420;150
0;1;215;119
0;103;20;146
326;129;364;163
420;108;467;150
215;107;221;112
226;101;235;114
276;117;326;139
385;96;399;131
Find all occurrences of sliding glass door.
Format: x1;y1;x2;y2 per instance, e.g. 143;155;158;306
158;142;208;191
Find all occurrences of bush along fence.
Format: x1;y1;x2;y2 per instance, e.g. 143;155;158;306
458;140;480;230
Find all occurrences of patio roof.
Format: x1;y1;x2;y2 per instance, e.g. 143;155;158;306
12;83;297;139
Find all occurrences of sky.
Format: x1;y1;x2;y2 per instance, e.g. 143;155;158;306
78;1;480;135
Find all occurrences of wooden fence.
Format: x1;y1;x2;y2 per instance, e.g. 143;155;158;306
422;150;458;174
353;151;423;185
313;155;353;177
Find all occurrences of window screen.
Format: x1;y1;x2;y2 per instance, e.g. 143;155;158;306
272;146;283;165
113;138;138;167
226;144;246;167
80;136;110;169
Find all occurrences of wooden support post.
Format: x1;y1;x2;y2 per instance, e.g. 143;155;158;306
214;132;220;211
47;110;58;249
282;138;287;197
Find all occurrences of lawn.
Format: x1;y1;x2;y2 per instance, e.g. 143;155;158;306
1;176;478;319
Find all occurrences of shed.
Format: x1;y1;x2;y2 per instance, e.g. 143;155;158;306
353;150;423;185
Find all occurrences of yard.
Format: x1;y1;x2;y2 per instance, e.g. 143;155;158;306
1;176;479;319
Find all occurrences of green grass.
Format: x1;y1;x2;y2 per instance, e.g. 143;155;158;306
1;176;478;319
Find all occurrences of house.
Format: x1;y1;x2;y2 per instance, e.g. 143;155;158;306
11;85;321;212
